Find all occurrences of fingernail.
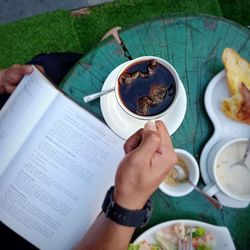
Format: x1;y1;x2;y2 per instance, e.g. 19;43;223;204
144;121;157;131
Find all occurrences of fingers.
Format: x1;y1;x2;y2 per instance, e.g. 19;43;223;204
124;122;158;155
136;122;160;163
11;64;45;76
5;84;16;94
124;128;143;154
12;64;45;75
10;64;33;76
3;64;33;85
156;120;177;163
124;121;176;168
35;65;45;74
0;64;35;94
155;120;174;150
0;85;5;94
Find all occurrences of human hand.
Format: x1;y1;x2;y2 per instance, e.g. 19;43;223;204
0;64;44;94
114;120;177;210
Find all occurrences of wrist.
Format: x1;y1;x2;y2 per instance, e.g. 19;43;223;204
114;188;149;210
102;186;152;228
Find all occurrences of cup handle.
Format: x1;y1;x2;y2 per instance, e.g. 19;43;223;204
202;183;219;197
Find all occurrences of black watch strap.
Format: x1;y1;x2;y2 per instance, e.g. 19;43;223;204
102;186;152;228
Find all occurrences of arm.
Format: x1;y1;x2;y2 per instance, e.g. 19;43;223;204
0;64;45;95
76;121;177;250
75;213;135;250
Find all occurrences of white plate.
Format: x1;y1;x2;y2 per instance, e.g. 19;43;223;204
134;219;235;250
200;70;250;208
100;62;187;140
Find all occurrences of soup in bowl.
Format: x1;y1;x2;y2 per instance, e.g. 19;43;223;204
204;138;250;201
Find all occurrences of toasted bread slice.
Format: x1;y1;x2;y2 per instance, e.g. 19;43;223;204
222;48;250;95
221;48;250;125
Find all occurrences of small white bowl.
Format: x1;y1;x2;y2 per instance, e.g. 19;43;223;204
159;149;200;197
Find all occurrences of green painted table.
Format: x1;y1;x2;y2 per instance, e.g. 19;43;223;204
61;14;250;249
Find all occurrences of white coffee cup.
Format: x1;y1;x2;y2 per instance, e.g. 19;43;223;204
159;149;200;197
114;56;181;120
203;138;250;202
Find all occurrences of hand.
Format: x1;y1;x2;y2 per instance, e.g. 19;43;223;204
0;64;44;94
114;120;177;210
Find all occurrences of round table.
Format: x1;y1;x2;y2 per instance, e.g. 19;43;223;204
61;14;250;249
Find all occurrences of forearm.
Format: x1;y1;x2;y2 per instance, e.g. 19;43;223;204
75;213;135;250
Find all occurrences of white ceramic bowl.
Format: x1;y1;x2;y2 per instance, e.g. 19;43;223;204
204;137;250;201
159;149;200;197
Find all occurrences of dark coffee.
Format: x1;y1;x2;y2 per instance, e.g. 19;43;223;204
118;59;176;116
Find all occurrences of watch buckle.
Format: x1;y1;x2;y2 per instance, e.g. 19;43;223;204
140;208;151;228
105;200;114;216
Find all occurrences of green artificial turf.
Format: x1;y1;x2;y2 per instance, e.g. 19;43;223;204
0;10;82;68
218;0;250;27
1;0;249;69
74;0;222;54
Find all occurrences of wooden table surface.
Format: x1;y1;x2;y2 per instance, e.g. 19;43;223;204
61;14;250;249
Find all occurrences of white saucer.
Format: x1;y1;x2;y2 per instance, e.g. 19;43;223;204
100;62;187;140
200;70;250;208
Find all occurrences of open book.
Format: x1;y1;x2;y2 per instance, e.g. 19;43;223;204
0;67;125;249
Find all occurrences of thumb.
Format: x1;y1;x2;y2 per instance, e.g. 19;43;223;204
11;64;33;75
136;122;160;162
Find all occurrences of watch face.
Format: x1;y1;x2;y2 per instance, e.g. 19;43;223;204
102;186;153;228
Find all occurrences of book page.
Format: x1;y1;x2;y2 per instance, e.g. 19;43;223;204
0;93;125;250
0;67;59;175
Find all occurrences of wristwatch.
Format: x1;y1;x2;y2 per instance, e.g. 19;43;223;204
102;186;152;228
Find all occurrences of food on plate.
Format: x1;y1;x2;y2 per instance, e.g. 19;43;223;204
155;223;214;250
221;48;250;124
164;157;189;186
129;223;215;250
128;240;161;250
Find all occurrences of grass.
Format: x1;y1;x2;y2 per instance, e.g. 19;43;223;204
74;0;222;53
0;11;82;68
218;0;250;27
0;0;249;69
